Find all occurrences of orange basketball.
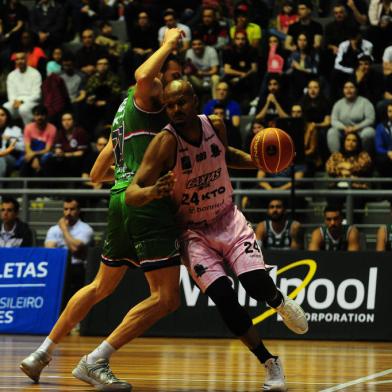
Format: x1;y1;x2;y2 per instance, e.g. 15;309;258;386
250;128;295;173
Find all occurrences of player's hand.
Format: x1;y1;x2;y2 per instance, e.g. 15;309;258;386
151;171;176;199
163;28;184;50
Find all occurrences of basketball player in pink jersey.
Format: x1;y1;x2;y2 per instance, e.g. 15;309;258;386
126;80;308;391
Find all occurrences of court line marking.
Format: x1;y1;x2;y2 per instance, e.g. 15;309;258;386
0;375;332;385
319;368;392;391
367;379;392;385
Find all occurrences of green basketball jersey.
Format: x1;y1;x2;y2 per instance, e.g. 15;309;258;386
111;87;168;193
320;224;350;251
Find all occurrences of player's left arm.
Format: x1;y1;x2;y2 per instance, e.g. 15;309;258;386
290;221;304;250
208;115;256;169
90;136;115;183
347;226;361;251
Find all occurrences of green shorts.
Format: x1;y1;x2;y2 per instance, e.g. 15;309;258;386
101;191;181;272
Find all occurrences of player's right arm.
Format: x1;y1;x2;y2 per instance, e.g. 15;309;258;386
255;221;266;242
90;136;115;183
308;228;323;251
125;131;177;207
376;225;386;251
134;28;183;111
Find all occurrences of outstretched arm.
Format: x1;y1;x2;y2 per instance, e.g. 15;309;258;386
134;28;183;111
208;115;256;169
125;131;177;207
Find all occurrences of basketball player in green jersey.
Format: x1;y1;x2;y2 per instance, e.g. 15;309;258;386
20;28;184;392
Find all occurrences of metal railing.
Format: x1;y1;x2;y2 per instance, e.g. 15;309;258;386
1;177;392;227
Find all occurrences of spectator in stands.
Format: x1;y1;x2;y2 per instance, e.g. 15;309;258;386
332;28;373;98
45;197;94;300
300;79;331;131
42;61;71;126
262;34;289;76
284;0;322;52
376;204;392;250
323;4;357;77
68;0;99;33
243;119;264;152
20;105;56;177
327;81;375;153
60;53;86;106
377;45;392;120
81;132;109;190
46;112;88;178
95;20;125;70
203;82;241;128
158;9;191;53
287;33;319;100
255;198;303;250
223;30;258;108
184;38;220;98
275;0;298;37
353;54;384;105
11;30;47;76
192;6;229;50
229;3;262;49
0;0;29;57
46;47;63;76
124;11;158;85
75;29;108;77
367;0;392;62
30;0;66;50
212;103;242;149
0;196;33;247
82;57;121;136
375;103;392;176
290;103;322;173
255;74;289;126
0;106;23;177
326;131;372;190
4;51;42;126
308;204;360;251
344;0;368;26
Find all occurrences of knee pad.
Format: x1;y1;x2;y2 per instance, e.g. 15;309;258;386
206;277;253;336
239;269;278;303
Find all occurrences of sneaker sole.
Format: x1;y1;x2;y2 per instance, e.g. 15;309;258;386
19;363;40;383
72;367;132;391
263;385;288;391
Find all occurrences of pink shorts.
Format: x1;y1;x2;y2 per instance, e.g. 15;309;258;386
180;205;265;292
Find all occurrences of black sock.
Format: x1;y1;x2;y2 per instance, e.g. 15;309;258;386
267;290;284;309
250;343;276;364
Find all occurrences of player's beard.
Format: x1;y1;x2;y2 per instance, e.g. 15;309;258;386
270;213;284;222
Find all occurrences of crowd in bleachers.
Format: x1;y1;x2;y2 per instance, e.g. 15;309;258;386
0;0;391;197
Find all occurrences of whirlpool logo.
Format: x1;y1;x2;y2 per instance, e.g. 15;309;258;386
179;259;378;325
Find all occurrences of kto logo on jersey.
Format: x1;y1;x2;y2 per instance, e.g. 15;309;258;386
186;168;222;189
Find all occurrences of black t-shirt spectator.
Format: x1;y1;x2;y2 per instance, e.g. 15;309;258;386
75;44;108;70
223;46;258;74
300;95;331;123
130;24;158;51
324;19;357;48
356;70;384;104
287;20;323;47
192;22;228;48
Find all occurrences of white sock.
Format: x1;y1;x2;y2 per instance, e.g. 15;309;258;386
37;337;56;357
86;341;116;364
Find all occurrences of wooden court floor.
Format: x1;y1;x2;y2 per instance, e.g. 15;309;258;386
1;336;392;391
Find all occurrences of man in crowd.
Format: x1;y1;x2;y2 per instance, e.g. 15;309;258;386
308;205;360;251
4;52;41;125
0;196;33;247
256;199;303;250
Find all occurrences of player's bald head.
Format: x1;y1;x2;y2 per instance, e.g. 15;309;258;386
164;80;194;99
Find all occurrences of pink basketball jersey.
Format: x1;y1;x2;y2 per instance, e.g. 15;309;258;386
165;115;233;228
